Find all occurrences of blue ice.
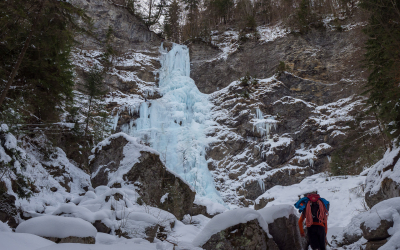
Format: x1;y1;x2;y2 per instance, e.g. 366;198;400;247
124;44;223;203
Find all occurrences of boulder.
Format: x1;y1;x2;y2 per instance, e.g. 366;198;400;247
254;197;274;210
44;236;95;244
365;177;400;209
193;208;279;250
201;219;279;250
16;216;97;244
258;204;307;250
340;231;363;246
365;239;387;250
93;220;111;234
90;133;196;220
268;214;307;250
144;224;159;243
361;220;393;241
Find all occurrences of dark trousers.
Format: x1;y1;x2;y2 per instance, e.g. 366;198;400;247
307;225;326;250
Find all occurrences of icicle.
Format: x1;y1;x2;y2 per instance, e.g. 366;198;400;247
253;108;277;138
257;178;265;193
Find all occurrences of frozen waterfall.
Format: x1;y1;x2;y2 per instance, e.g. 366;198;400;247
125;44;222;203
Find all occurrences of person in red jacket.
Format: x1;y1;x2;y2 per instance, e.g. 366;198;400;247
298;193;329;250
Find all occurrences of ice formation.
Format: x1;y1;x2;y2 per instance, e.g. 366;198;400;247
123;44;222;203
253;108;277;138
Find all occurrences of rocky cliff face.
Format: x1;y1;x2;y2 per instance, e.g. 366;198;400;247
71;0;160;51
71;0;163;121
205;71;373;205
182;18;386;206
190;24;367;94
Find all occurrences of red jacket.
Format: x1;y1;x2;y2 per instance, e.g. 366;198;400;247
298;213;328;235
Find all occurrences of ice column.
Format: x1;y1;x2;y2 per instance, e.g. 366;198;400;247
129;44;222;203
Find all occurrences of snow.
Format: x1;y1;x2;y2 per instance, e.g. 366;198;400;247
0;232;55;250
192;208;270;247
355;197;400;231
0;221;12;232
257;24;289;43
258;204;296;224
16;216;97;238
160;193;169;203
339;198;400;250
194;197;227;215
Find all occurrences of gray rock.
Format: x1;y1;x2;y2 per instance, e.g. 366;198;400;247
254;197;274;210
89;134;195;220
144;224;159;243
93;220;111;234
361;220;393;241
189;204;216;218
365;239;387;250
267;214;308;250
201;219;279;250
44;236;95;244
339;231;363;246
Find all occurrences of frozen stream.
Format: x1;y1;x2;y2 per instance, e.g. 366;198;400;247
124;44;222;203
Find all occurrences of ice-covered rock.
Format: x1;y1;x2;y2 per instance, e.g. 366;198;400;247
16;215;97;244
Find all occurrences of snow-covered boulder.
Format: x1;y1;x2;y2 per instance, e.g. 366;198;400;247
192;208;279;250
361;219;393;241
189;197;227;218
258;205;307;250
16;215;97;244
89;133;195;220
341;198;400;249
365;147;400;208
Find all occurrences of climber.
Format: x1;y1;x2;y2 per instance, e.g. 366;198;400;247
295;192;329;250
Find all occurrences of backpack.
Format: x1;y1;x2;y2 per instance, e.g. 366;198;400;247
294;194;330;213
